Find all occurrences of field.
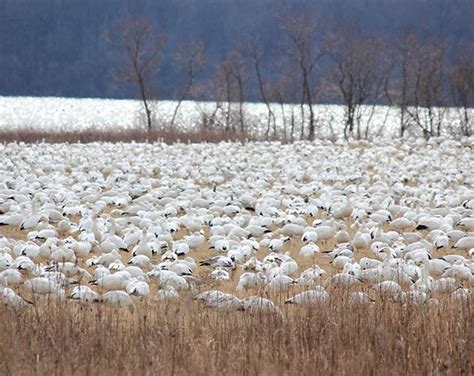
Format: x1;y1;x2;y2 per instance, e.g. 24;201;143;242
1;97;472;141
0;137;473;374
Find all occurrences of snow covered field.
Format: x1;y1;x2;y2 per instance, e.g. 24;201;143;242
2;96;470;139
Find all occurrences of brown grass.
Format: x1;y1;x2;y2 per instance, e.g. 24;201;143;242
0;195;472;374
0;126;255;144
1;218;472;375
0;296;471;375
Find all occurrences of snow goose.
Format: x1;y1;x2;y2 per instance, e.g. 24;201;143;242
301;229;318;243
147;270;189;290
1;287;32;308
69;285;100;304
433;234;450;249
174;242;190;256
205;292;241;311
348;292;375;304
331;255;352;270
389;218;415;232
199;256;234;269
285;287;329;306
89;271;131;291
13;256;37;274
330;199;353;219
352;232;371;250
194;290;226;302
267;274;297;291
228;245;252;263
324;273;361;289
431;277;461;294
440;254;466;264
209;267;230;281
156;286;179;300
313;224;336;243
184;231;206;249
268;237;291;252
93;249;123;267
335;229;351;243
132;230;154;257
359;258;383;270
427;259;451;277
236;272;266;291
299;242;320;258
100;291;134;307
25;277;63;296
342;260;361;277
453;236;474;250
415;217;444;231
371;281;402;298
297;266;326;286
128;255;151;267
0;269;23;286
0;251;14;271
239;296;283;317
456;218;474;231
19;200;46;230
126;278;150;297
441;260;472;282
277;223;305;237
279;257;299;275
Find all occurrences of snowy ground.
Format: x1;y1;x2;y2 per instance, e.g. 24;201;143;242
1;96;470;139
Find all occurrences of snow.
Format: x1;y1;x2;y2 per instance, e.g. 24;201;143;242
0;96;470;139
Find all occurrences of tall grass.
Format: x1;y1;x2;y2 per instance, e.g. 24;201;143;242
0;126;255;144
0;296;471;375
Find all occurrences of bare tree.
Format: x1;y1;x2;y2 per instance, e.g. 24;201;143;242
247;40;277;138
327;25;392;140
404;39;449;139
170;41;206;127
215;51;249;135
385;34;418;137
450;46;474;136
277;11;323;140
268;70;299;141
108;16;165;132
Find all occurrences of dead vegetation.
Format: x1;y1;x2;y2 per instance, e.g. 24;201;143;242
0;217;472;375
0;294;471;375
0;126;253;144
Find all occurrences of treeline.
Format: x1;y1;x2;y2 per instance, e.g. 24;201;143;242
1;0;473;139
114;13;473;139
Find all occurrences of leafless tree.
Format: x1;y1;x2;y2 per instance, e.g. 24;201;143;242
450;46;474;136
170;41;206;127
385;34;418;137
215;51;249;134
247;40;277;138
327;25;392;140
108;16;165;132
404;39;449;139
268;71;299;141
277;11;323;140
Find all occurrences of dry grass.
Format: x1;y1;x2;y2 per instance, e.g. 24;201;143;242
0;126;254;144
1;218;472;375
0;172;472;375
0;296;471;375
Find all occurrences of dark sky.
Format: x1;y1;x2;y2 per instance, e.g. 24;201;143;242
0;0;472;101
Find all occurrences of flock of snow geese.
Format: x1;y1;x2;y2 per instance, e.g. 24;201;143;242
0;137;473;316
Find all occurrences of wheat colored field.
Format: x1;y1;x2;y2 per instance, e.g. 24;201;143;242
0;139;473;375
